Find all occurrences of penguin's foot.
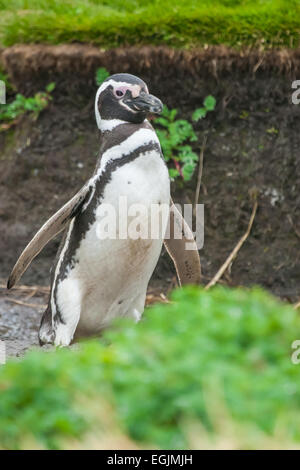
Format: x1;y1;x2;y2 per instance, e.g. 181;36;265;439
39;324;55;346
133;309;142;323
54;323;74;347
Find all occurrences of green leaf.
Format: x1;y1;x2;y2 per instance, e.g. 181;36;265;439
192;107;207;121
46;82;56;93
168;168;180;179
160;105;170;118
169;109;178;121
182;161;196;181
154;117;169;128
96;67;110;86
203;95;216;111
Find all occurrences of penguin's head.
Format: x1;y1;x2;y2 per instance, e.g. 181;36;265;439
95;73;163;131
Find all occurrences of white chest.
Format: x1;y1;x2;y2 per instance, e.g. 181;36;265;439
55;147;170;335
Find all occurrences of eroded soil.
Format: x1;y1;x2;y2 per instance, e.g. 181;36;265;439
1;45;300;357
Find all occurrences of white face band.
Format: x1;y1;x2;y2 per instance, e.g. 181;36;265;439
95;79;149;130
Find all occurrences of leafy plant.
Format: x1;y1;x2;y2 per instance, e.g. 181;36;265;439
192;95;216;121
0;68;13;93
1;286;300;449
95;67;110;86
266;126;279;135
155;96;216;181
0;82;55;128
0;70;6;84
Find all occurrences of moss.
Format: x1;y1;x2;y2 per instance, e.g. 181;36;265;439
0;0;299;49
0;128;16;158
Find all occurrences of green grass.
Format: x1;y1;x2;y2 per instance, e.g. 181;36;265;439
1;286;300;449
0;0;299;48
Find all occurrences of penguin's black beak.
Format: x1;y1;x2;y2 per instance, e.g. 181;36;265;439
124;91;163;114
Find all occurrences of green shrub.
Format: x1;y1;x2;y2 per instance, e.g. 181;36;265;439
1;286;300;449
155;98;215;181
0;83;55;127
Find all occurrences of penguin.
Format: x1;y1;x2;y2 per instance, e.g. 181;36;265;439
7;73;201;347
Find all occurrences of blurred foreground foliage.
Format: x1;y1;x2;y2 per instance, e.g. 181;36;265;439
1;286;300;449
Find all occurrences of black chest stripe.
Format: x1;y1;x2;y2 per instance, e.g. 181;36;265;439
52;140;162;322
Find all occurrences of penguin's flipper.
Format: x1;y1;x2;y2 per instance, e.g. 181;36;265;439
7;185;91;289
164;200;201;286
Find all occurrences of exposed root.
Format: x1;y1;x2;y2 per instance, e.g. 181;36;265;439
0;280;168;308
205;199;258;289
287;215;300;240
6;298;47;309
193;135;207;217
0;282;50;295
1;45;300;95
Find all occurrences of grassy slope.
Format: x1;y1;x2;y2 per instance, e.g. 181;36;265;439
0;0;299;48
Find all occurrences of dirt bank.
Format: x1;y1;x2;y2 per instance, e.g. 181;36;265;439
0;44;300;306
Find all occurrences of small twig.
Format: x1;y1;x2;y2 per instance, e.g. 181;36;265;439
193;135;207;217
6;298;47;309
146;293;170;305
0;282;49;294
159;293;170;303
287;214;300;240
253;55;265;74
201;274;227;285
25;289;38;300
173;159;184;179
205;199;258;289
0;120;17;131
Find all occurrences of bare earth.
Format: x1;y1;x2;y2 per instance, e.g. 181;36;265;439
0;280;172;358
1;45;300;358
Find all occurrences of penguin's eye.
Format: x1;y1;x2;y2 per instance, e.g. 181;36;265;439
114;88;127;99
